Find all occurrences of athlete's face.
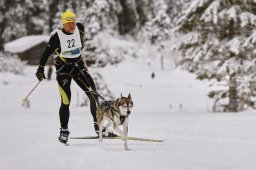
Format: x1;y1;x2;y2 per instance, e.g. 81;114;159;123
63;22;76;33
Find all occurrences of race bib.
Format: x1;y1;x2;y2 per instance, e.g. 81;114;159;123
57;26;82;58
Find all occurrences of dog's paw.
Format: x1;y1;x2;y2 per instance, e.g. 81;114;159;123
103;132;109;137
124;146;130;151
99;138;103;142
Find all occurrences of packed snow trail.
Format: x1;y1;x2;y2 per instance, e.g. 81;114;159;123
0;59;256;170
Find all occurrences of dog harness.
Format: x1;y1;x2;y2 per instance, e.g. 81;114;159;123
104;101;129;125
119;115;127;125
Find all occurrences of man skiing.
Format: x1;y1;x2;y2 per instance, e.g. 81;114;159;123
35;10;116;145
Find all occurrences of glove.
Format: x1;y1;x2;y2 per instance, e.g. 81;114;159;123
36;66;46;81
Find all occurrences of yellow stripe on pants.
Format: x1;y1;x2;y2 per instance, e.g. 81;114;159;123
58;85;69;105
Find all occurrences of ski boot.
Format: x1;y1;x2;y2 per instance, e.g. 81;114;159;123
58;128;70;145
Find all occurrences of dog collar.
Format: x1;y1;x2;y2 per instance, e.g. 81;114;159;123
107;100;130;125
119;115;129;125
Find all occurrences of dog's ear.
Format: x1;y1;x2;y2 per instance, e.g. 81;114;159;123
116;97;120;103
120;93;123;98
128;93;131;99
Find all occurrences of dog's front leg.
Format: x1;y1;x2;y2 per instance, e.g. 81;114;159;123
123;120;130;150
99;120;105;142
113;125;124;139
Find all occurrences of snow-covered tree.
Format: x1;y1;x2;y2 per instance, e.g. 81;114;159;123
78;0;124;66
0;52;25;74
176;0;256;112
0;0;6;50
166;0;191;27
140;0;171;44
118;0;139;34
1;0;49;49
52;2;65;30
2;0;27;42
25;0;49;35
78;0;113;38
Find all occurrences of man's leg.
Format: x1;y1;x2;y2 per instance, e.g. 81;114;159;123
56;74;72;143
73;70;98;122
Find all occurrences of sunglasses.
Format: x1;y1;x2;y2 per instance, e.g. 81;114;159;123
65;17;76;21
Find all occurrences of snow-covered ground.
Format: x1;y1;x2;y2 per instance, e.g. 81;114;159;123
0;58;256;170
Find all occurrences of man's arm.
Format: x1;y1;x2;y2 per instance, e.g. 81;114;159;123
36;33;60;81
76;23;89;70
77;22;85;49
39;33;60;67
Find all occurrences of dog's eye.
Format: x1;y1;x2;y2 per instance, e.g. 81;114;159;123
122;105;127;108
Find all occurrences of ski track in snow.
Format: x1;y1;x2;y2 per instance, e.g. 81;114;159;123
0;59;256;170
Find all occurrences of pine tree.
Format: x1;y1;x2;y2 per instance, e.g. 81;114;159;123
78;0;112;65
2;0;28;43
1;0;49;44
0;52;25;74
52;1;65;30
118;0;139;34
49;0;60;32
135;0;154;27
166;0;191;27
0;0;7;50
141;0;171;44
176;0;256;112
78;0;114;38
25;0;49;35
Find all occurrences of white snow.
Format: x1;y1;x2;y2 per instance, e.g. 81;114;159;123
243;30;256;49
226;6;238;22
226;37;241;55
4;35;50;53
181;31;201;45
239;12;256;27
0;57;256;170
200;0;220;24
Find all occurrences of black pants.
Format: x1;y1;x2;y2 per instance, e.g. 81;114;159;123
56;63;98;129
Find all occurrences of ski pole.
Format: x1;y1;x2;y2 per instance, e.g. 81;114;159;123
22;80;43;103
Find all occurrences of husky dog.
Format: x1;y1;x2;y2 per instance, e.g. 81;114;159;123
96;93;133;150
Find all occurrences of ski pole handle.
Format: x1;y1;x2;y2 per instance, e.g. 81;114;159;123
22;80;42;103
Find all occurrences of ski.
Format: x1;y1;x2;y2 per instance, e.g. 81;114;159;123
70;136;164;142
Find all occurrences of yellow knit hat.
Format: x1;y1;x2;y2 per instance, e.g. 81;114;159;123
62;10;76;24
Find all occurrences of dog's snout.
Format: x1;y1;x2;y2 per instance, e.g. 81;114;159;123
127;111;131;114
